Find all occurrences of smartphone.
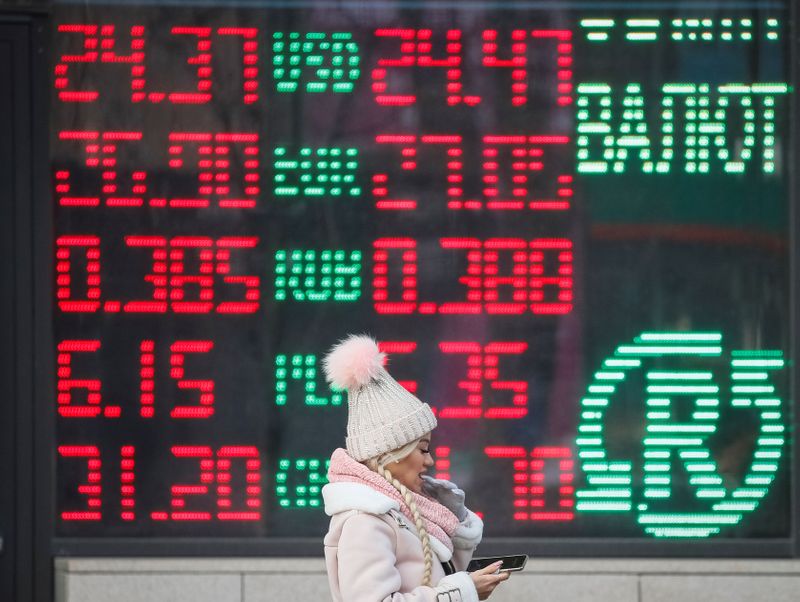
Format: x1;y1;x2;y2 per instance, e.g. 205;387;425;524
467;555;528;573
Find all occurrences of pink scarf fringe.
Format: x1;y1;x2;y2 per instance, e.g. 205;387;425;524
327;448;459;553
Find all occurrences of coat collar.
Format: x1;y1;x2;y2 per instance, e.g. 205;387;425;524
322;482;454;562
322;482;399;516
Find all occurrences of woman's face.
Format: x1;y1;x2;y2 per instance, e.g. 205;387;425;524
387;437;434;494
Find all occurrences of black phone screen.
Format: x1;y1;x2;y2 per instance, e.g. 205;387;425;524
467;555;528;572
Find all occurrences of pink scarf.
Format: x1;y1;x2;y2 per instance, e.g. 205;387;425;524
327;448;460;552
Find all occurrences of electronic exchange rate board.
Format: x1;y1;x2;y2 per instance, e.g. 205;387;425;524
51;3;792;546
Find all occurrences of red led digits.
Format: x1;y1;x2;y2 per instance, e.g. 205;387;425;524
153;446;214;521
484;342;529;418
433;446;451;480
166;132;259;208
169;237;215;313
372;28;572;107
147;338;215;419
59;445;261;523
369;340;533;419
139;341;156;417
55;24;144;103
373;135;420;210
100;25;145;103
373;135;571;211
170;341;215;419
56;236;102;312
53;131;95;204
103;132;147;207
485;446;575;521
134;26;212;104
378;341;419;393
120;446;136;521
56;131;99;206
373;134;464;211
481;30;572;107
439;238;523;314
57;25;258;104
54;25;100;102
373;238;419;314
530;447;574;520
59;445;102;520
532;30;573;107
54;25;105;102
56;235;259;314
57;339;215;419
532;29;572;107
480;239;528;314
217;446;261;520
57;339;120;418
217;28;259;104
56;131;258;209
440;342;483;418
438;342;528;419
372;238;573;314
482;30;528;107
53;19;582;534
482;136;572;210
373;29;479;106
152;446;261;521
57;131;146;207
530;238;573;314
215;237;261;313
124;236;168;313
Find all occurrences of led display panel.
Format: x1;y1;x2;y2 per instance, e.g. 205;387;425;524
52;1;793;546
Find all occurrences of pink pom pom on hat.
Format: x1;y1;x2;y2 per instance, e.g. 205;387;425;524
323;334;437;461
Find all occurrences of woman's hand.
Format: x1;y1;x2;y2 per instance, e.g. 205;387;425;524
469;562;510;600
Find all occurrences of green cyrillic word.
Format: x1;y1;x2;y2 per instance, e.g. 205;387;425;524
576;82;788;174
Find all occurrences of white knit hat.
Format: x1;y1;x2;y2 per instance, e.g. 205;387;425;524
323;334;437;461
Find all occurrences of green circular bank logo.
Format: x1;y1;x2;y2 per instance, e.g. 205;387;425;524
575;332;786;538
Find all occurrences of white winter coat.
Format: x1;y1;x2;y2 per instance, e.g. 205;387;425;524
323;482;483;602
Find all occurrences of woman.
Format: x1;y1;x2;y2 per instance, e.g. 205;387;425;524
322;335;510;601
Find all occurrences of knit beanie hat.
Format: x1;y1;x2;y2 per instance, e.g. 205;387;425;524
323;334;437;462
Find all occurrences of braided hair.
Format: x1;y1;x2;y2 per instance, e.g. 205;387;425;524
366;438;434;587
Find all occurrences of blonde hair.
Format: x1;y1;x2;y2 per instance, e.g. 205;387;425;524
365;438;434;587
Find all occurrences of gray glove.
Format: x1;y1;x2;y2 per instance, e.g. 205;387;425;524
421;475;467;521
